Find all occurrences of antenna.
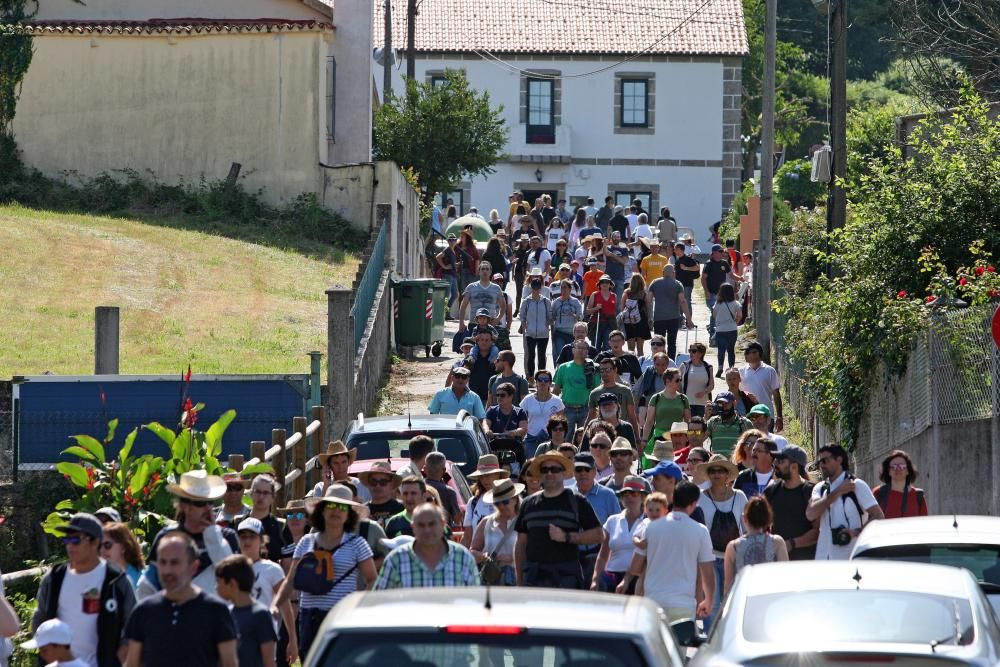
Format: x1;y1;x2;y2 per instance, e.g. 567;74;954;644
953;515;959;529
484;582;492;610
852;568;862;589
407;395;413;429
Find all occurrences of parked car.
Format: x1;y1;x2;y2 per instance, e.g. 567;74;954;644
303;588;688;667
687;560;1000;667
343;411;490;477
851;514;1000;614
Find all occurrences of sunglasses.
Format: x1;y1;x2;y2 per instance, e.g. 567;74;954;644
182;498;221;508
61;534;85;545
651;342;665;347
324;502;350;511
707;468;729;475
611;450;632;458
590;442;611;449
495;498;514;506
539;466;565;474
817;456;834;465
888;463;908;471
99;540;116;550
574;467;594;473
536;377;552;383
368;477;394;486
689;349;702;354
286;512;307;520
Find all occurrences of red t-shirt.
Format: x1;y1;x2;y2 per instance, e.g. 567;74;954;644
590;290;617;318
874;485;927;518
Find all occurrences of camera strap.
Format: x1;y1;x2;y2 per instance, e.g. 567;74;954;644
821;477;864;534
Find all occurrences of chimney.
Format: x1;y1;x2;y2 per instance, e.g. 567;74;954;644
331;0;374;163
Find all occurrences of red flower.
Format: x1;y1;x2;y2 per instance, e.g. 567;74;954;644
976;266;986;276
989;289;999;298
988;266;996;273
959;276;968;286
897;290;907;299
925;295;935;303
182;398;198;428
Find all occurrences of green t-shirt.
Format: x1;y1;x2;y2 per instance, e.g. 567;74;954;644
588;382;635;412
705;415;752;458
554;361;600;407
649;391;690;432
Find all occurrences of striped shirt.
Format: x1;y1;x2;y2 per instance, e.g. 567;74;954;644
293;532;373;610
374;541;480;589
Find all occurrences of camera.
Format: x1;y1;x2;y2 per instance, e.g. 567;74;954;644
831;526;853;546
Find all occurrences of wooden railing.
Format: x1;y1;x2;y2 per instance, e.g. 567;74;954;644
228;405;326;508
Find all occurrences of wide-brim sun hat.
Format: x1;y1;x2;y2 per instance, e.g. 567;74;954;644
597;274;614;285
482;478;525;504
528;451;573;477
317;440;358;467
357;461;402;487
696;454;739;481
466;454;510;479
167;470;227;501
304;483;369;517
275;498;308;516
645;439;675;464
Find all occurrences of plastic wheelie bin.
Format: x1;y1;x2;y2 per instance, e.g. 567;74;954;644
392;278;447;357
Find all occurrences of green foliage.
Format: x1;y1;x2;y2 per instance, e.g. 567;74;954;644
777;86;1000;446
374;69;508;204
5;589;39;667
0;2;34;134
776;158;826;208
772;208;828;301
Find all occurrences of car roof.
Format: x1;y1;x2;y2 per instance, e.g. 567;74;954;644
347;414;475;433
733;560;980;598
853;515;1000;553
325;588;664;636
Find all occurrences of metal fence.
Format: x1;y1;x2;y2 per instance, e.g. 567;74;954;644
351;222;387;349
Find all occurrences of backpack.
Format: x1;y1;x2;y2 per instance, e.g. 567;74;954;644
874;484;925;517
819;476;865;524
620;297;642;324
708;493;741;552
682;361;713;394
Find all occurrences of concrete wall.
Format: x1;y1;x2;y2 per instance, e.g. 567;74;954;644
330;0;373;164
33;0;329;21
14;30;328;205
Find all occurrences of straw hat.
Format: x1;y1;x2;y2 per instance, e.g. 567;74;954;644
670;421;689;435
610;436;634;454
275;498;308;517
304;483;368;516
645;439;675;464
357;461;402;488
167;470;227;501
528;451;573;477
317;440;357;467
597;274;614;285
696;454;739;482
527;267;545;278
221;471;251;489
466;454;510;479
482;478;525;504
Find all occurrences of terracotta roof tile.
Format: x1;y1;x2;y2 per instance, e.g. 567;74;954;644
10;18;332;35
374;0;747;56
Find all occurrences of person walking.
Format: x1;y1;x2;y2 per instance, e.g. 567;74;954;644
519;274;552;381
374;505;480;589
519;370;565;457
533;415;571;456
633;350;670;425
486;350;529;407
585;274;617;352
359;461;404;527
586;359;640;435
458;261;506;337
514;453;603;589
470;479;524;586
33;513;136;667
19;619;87;667
806;444;884;560
740;342;784;433
553;339;601;439
427;366;486;418
123;532;238;667
435;234;462;315
235;518;295;661
570;452;621;584
213;555;279;667
554;321;597;366
98;523;144;590
722;497;788;594
591;475;649;593
462;455;509;548
600;437;637;493
646;265;691;362
620;274;651;357
680;342;714;418
701;244;731;342
511;234;531;316
713;283;742;375
697;455;747;632
705;391;753;460
551;279;584;366
639;368;691;462
483;383;529;445
275;485;376;659
733;437;777;499
242;475;286;562
765;445;819;560
605;331;643;387
312;441;370;504
872;450;929;518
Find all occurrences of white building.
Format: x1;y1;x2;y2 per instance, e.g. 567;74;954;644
375;0;747;242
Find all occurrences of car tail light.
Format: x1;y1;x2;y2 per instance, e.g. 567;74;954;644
442;625;525;635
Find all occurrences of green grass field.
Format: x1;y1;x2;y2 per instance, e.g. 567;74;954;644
0;204;358;377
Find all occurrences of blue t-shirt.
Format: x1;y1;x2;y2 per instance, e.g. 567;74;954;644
231;601;277;667
485;405;527;434
605;246;629;280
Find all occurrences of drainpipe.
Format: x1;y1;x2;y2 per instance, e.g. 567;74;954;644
309;351;323;410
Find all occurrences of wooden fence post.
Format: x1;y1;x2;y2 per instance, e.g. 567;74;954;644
326;287;354;440
310;405;325;489
227;454;244;472
293;416;307;500
251;441;266;466
272;429;287;509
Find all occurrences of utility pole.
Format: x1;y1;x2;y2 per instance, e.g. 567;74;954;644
383;0;392;96
755;0;776;362
828;0;847;231
405;0;416;79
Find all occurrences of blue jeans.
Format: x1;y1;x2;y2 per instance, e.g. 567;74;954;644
298;607;328;661
714;329;738;372
706;292;718;335
443;272;459;309
551;330;573;365
564;405;589;443
702;557;725;633
683;285;694;315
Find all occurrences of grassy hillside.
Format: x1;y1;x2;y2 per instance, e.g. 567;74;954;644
0;204;358;376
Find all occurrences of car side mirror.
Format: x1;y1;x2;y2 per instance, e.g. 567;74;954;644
669;619;705;647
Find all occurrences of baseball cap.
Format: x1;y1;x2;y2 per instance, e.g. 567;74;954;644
616;475;652;495
776;444;808;469
461;337;475;347
475;307;491;318
643;461;684;481
446;233;457;240
711;243;723;252
94;507;122;523
573;452;596;470
713;390;736;405
597;391;620;405
748;404;772;417
559;263;571;271
21;619;73;650
65;512;103;540
237;517;263;535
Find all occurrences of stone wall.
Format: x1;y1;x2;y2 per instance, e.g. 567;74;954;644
352;272;392;423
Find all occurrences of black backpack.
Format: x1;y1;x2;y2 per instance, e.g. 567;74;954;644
874;484;925;516
707;493;741;552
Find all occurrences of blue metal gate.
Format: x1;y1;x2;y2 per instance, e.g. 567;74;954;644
13;374;311;470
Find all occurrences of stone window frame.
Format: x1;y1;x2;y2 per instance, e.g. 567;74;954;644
519;70;562;141
608;183;661;221
614;72;655;135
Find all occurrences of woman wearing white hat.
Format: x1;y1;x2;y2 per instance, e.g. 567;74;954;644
461;455;510;549
470;478;524;587
274;484;376;662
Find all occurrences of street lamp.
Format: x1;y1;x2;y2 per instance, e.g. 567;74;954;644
534;168;543;183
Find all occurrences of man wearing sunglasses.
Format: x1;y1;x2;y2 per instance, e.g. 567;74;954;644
806;444;883;560
32;512;135;667
765;445;819;560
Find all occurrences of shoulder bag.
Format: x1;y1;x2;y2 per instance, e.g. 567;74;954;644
294;535;361;595
479;522;515;585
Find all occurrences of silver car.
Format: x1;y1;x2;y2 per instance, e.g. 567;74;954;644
688;560;1000;667
851;515;1000;614
303;587;687;666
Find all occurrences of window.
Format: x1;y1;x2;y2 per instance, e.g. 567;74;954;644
441;190;463;216
526;78;555;144
621;79;648;127
615;192;652;212
430;75;447;89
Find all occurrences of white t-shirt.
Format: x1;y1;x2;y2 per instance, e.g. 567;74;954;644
464;495;494;530
682;363;712;407
604;512;646;572
626;214;639;235
311;477;371;503
643;512;715;612
546;227;565;252
519;393;565;437
698;490;748;557
47;661;90;667
739;363;781;414
57;560;106;667
251;559;285;609
633;224;653;241
813;472;878;561
526;249;552;273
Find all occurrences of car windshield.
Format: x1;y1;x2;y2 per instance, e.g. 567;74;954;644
857;544;1000;585
317;633;648;666
348;431;478;474
743;591;974;646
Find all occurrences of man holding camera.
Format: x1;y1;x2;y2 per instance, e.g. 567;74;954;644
805;444;884;560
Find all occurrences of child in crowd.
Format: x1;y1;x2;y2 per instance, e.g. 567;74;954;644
20;619;87;667
215;555;278;667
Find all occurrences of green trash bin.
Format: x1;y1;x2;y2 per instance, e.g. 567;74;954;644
393;279;446;357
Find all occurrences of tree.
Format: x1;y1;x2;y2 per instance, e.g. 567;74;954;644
374;69;508;207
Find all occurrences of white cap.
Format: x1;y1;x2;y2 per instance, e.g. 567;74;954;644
236;517;263;535
379;535;415;551
22;618;73;649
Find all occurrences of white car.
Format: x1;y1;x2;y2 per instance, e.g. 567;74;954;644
303;587;688;666
851;514;1000;614
687;560;1000;667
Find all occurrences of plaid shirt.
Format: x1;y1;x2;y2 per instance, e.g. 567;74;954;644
374;541;480;589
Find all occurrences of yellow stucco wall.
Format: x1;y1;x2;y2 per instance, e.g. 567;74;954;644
13;30;327;204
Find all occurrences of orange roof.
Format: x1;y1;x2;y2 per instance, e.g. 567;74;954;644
12;18;332;35
374;0;747;56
